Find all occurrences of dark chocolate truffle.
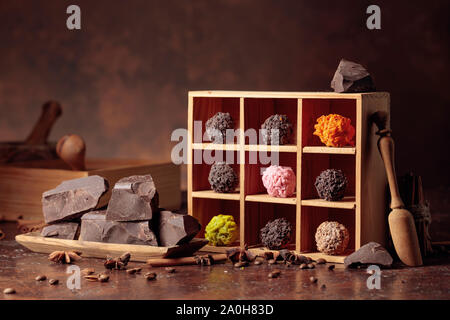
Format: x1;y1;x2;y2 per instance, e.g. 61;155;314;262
205;112;234;143
314;169;348;201
261;114;293;145
208;162;238;193
260;218;292;250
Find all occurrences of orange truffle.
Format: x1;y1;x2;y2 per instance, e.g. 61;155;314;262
313;114;355;147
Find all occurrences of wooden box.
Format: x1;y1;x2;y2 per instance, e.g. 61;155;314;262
0;159;180;221
187;91;390;263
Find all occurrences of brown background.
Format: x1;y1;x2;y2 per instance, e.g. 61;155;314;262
0;1;448;237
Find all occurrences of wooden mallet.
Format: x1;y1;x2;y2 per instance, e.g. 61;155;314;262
371;111;423;267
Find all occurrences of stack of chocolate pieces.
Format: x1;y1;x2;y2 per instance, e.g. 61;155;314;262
41;174;201;247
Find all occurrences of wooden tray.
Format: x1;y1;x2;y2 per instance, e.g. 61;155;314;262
16;232;209;262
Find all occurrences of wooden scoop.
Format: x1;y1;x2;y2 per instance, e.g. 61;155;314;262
372;111;423;267
56;134;86;171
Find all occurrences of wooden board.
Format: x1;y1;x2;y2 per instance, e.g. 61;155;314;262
16;232;208;262
0;158;180;221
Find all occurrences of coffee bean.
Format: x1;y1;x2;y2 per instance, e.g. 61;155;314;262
328;264;335;271
268;270;281;278
316;258;326;265
234;261;247;268
309;276;317;284
268;259;276;265
126;267;142;275
307;263;315;269
144;272;157;281
35;275;47;281
49;279;59;285
82;268;95;275
3;288;15;294
254;260;263;265
321;284;326;290
299;263;308;269
165;267;176;273
98;274;109;283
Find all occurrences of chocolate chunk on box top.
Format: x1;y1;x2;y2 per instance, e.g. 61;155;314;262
330;59;376;93
41;222;80;240
106;175;159;221
344;242;393;268
80;210;158;246
42;175;108;224
156;210;201;247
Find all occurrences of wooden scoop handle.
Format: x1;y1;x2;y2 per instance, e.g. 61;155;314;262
25;101;62;145
56;134;86;171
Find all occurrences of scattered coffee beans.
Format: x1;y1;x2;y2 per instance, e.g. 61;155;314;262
309;276;318;284
98;274;109;282
321;284;326;290
144;272;157;281
234;261;248;268
3;288;15;294
126;267;142;275
316;258;327;265
268;259;276;265
254;260;263;265
82;268;95;275
328;264;335;271
268;270;281;278
307;263;315;269
299;263;308;269
35;275;47;281
49;279;59;285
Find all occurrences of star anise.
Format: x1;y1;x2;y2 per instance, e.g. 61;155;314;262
104;252;131;270
48;250;82;264
194;254;214;266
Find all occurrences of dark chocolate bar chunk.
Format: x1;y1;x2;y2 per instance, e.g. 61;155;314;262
41;222;80;240
156;210;201;247
106;175;159;221
42;175;108;224
79;211;158;246
344;242;393;268
331;59;376;93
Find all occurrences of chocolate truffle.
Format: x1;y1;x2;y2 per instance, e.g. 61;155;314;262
260;218;292;250
204;214;238;246
208;162;238;193
262;165;296;198
261;114;293;145
315;169;348;201
205;112;234;143
315;221;349;255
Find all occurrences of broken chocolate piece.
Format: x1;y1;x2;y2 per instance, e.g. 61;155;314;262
42;175;108;224
106;175;158;221
79;211;158;246
331;59;376;93
155;210;201;247
41;222;80;240
344;242;393;268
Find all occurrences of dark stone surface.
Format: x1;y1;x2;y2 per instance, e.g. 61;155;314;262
344;242;393;268
42;175;108;224
330;59;376;93
41;222;80;240
155;210;201;247
79;211;158;246
105;175;159;221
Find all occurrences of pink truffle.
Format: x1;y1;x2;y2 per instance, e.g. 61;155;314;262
262;165;296;198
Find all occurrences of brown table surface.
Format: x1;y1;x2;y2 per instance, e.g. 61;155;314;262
0;222;449;300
